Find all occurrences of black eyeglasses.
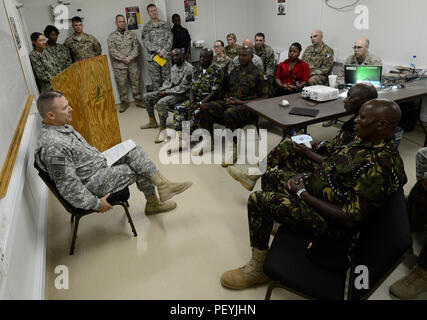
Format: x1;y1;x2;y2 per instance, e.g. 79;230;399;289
353;46;364;50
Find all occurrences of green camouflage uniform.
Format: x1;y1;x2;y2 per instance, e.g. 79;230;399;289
302;43;334;85
249;137;407;250
107;30;143;108
64;32;102;62
337;52;382;85
45;43;72;71
224;44;241;60
254;44;276;81
173;64;224;131
228;54;264;74
143;60;193;124
141;20;173;91
199;63;268;133
213;54;232;73
29;49;63;93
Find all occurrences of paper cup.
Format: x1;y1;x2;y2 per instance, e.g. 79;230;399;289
328;75;337;88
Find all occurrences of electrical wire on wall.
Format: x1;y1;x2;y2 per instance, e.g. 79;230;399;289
325;0;361;10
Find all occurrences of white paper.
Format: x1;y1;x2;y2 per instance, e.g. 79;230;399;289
102;139;136;167
291;134;313;149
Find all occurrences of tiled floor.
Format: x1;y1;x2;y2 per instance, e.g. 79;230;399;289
44;103;427;300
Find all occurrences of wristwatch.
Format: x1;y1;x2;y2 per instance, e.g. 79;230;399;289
296;188;307;199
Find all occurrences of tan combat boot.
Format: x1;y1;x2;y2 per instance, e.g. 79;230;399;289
145;194;177;215
389;265;427;299
226;166;261;191
119;102;129;113
154;126;167;144
135;99;145;109
151;171;193;202
221;143;237;167
220;247;270;290
140;116;159;129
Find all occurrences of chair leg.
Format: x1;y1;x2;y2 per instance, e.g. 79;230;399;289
264;281;285;300
71;214;75;223
118;202;137;237
70;215;81;255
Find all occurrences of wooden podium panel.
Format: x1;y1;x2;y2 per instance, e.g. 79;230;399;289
51;55;121;152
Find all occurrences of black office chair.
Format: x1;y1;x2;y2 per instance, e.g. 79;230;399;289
263;188;413;300
34;162;137;255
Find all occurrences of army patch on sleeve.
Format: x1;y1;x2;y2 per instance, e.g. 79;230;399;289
51;156;65;179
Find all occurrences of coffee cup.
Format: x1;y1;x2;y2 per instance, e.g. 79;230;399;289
328;75;337;88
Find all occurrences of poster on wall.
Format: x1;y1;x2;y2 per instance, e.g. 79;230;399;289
125;6;141;30
9;17;21;50
277;0;286;16
184;0;197;22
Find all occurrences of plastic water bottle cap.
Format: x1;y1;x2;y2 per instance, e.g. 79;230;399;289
413;56;417;58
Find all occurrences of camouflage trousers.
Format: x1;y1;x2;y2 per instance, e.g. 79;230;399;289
407;179;427;268
308;74;328;86
267;138;322;172
199;102;257;134
148;58;171;91
143;92;187;124
84;145;157;198
248;167;347;250
173;100;200;132
113;63;142;107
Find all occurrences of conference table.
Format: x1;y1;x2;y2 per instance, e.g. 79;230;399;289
246;79;427;145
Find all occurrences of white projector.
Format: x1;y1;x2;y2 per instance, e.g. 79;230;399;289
301;85;339;102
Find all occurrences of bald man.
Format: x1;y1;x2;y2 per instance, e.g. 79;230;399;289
227;38;264;73
220;98;407;290
337;37;382;86
302;30;335;86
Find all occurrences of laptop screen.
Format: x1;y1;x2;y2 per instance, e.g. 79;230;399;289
344;65;382;87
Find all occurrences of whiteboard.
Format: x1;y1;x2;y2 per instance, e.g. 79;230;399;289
0;1;29;189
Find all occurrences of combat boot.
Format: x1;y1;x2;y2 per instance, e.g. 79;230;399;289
220;247;270;290
145;195;177;215
226;166;261;191
135;99;145;109
221;143;237;167
151;171;193;202
119;102;129;113
389;265;427;299
140;116;158;129
154;126;167;143
191;133;213;156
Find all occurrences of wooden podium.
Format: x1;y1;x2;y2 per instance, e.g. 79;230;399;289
50;55;121;152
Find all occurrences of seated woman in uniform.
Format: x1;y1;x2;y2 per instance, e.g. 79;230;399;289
274;42;310;96
212;40;232;73
44;25;72;71
224;33;241;60
29;32;63;93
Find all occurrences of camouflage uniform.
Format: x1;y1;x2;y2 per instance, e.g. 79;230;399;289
249;137;407;250
29;49;63;93
228;54;264;74
407;148;427;232
141;20;173;91
34;123;157;211
337;52;382;85
200;63;268;133
173;64;224;131
267;117;357;173
254;44;276;80
213;55;232;73
302;43;334;85
224;44;241;60
107;30;143;108
143;60;193;124
64;32;102;62
46;43;72;71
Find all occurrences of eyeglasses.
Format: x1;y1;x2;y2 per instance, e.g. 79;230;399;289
214;45;222;48
353;46;364;50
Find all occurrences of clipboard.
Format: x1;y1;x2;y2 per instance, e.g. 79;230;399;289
153;54;167;67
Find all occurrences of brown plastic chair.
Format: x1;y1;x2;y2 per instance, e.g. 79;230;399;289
34;162;137;255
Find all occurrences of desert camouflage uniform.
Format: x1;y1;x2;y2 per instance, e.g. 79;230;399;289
34;124;157;211
337;52;382;85
200;63;268;133
255;44;276;80
173;64;224;131
302;43;334;85
29;49;63;92
228;54;264;74
213;55;232;73
224;44;241;60
143;61;193;125
64;32;102;62
46;43;72;71
249;137;407;250
107;30;143;108
141;20;173;91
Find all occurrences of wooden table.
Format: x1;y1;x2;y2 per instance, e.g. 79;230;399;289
246;79;427;145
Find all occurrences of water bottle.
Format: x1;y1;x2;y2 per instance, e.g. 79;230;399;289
409;55;417;72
